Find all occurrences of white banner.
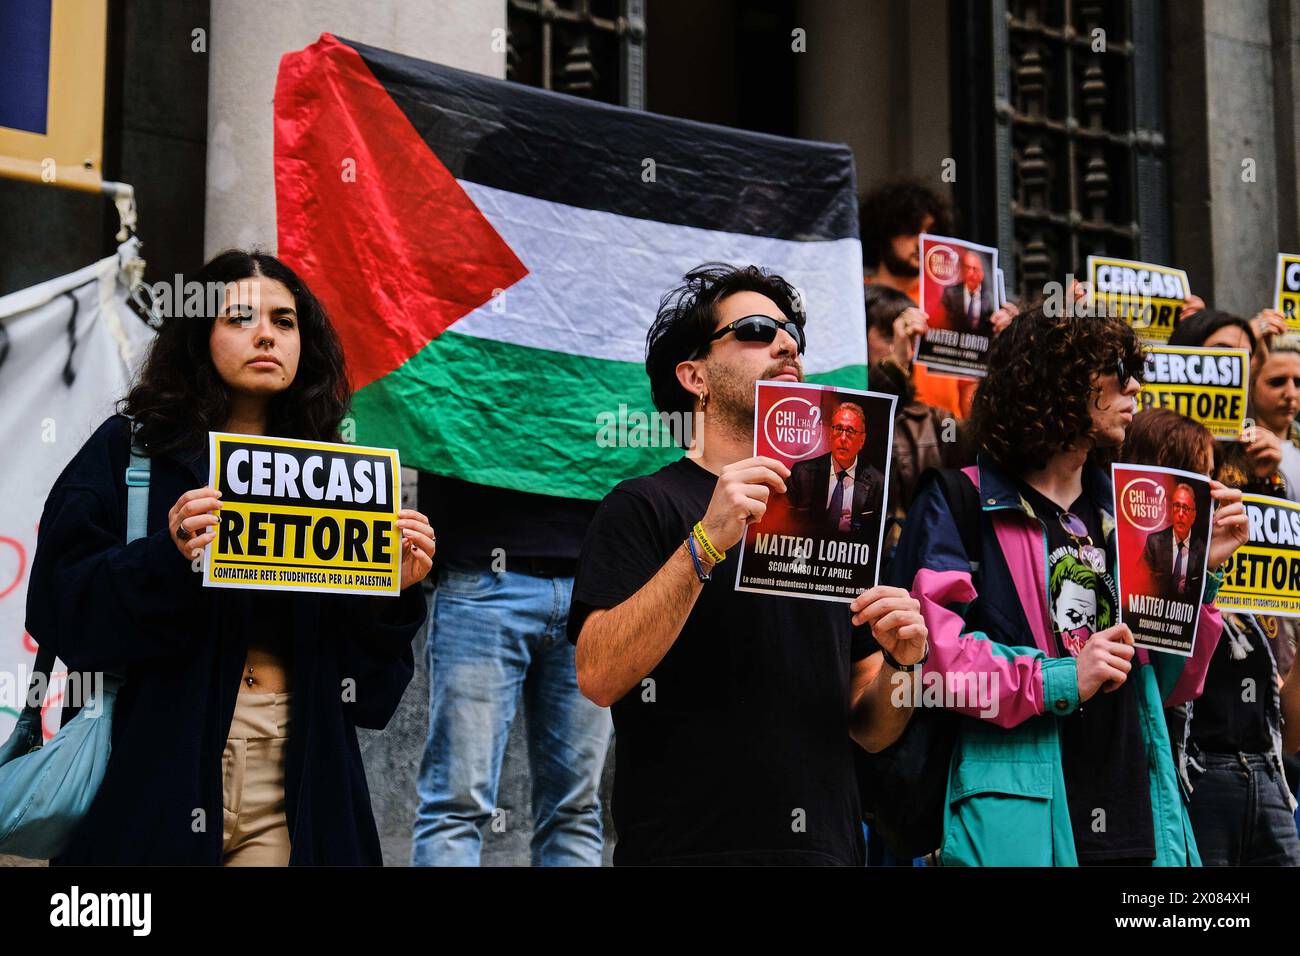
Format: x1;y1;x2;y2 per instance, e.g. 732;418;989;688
0;241;154;739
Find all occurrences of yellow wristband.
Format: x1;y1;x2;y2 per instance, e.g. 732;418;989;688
692;522;725;564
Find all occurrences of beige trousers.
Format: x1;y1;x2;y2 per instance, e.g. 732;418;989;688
221;691;292;866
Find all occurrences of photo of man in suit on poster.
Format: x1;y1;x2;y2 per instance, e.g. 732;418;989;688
1140;482;1208;601
939;250;996;335
786;401;885;539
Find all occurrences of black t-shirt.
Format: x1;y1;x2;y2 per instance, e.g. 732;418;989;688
568;457;878;866
1017;481;1156;864
418;473;597;563
1189;614;1275;755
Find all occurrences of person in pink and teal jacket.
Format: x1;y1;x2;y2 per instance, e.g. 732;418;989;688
890;304;1246;866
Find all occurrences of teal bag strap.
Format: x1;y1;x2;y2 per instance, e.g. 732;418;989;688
123;416;150;544
13;417;144;738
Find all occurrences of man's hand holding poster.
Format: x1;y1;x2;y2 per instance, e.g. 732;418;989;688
204;432;403;595
1218;494;1300;617
1138;346;1249;440
734;381;896;601
1086;255;1191;344
1113;463;1214;656
915;233;1000;378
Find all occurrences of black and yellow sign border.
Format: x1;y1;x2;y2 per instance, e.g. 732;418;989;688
1086;255;1191;345
1217;493;1300;618
1138;345;1249;441
1274;253;1300;334
202;432;402;596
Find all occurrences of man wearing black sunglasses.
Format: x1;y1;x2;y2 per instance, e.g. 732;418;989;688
567;263;926;866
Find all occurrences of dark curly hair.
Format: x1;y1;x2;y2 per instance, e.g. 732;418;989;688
971;306;1143;475
120;250;350;455
858;177;955;270
645;262;804;419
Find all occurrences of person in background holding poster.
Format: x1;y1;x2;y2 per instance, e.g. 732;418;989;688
890;305;1223;866
1120;409;1298;865
914;235;999;379
859;179;1015;419
860;178;963;419
24;251;433;866
569;263;928;866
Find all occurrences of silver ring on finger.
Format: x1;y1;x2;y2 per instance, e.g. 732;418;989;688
176;524;193;542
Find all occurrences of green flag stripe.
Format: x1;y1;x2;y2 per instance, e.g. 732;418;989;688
351;330;867;501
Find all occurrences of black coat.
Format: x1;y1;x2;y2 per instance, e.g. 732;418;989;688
24;415;427;865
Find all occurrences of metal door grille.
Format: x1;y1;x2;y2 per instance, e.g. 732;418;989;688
990;0;1169;301
506;0;646;108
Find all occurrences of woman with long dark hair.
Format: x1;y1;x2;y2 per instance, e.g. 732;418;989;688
24;250;434;865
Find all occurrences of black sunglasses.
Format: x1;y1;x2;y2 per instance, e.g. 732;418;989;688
1114;352;1144;386
703;314;806;354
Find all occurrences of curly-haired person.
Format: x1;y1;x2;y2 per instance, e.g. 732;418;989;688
889;305;1226;866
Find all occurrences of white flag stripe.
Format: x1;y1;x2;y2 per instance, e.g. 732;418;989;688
451;180;867;373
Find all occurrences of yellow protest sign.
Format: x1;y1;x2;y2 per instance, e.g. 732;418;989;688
1086;255;1191;344
1138;346;1249;440
1274;253;1300;332
203;433;402;595
1218;494;1300;617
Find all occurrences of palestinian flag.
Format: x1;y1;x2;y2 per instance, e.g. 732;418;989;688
274;33;865;500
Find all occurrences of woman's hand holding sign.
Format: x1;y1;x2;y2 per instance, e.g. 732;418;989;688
171;486;223;560
1243;424;1284;479
1207;480;1248;570
396;508;436;589
891;307;928;366
989;300;1020;335
1251;308;1288;342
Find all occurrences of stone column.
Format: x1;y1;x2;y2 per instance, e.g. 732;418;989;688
203;0;505;255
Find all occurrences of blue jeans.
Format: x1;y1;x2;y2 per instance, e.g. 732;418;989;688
1188;751;1300;866
410;564;613;866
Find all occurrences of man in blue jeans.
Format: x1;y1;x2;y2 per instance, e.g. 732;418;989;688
410;474;613;866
